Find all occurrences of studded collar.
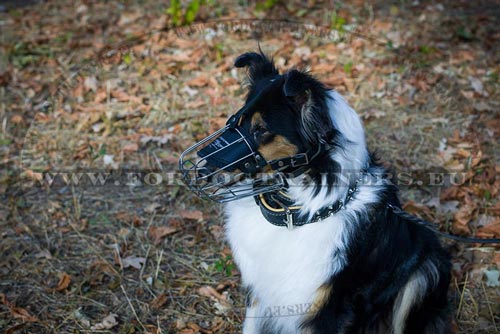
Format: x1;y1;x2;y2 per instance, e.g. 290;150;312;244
254;176;361;229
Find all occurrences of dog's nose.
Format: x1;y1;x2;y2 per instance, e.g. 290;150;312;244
197;167;212;179
196;162;220;181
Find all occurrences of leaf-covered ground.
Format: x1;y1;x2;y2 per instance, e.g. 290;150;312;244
0;1;499;333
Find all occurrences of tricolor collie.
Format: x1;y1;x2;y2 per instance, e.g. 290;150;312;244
180;51;451;334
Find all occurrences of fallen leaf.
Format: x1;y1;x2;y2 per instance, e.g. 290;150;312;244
11;307;39;323
91;313;119;330
454;202;476;226
460;90;474;100
198;286;232;315
4;323;26;334
179;210;203;221
0;293;12;307
150;293;168;309
477;218;500;238
122;256;145;270
111;90;139;103
209;117;227;133
94;89;107;103
148;226;178;244
185;99;205;109
402;201;433;219
11;115;24;124
198;285;224;300
209;225;224;239
186;75;209;87
313;62;336;73
122;142;139;153
55;272;71;292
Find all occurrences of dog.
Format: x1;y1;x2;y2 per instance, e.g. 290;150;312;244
179;51;451;334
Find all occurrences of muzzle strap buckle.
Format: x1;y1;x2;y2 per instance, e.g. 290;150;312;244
290;153;309;168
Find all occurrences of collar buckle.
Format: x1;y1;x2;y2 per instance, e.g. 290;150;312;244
284;210;294;230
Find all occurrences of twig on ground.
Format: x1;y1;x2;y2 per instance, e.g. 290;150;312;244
120;284;149;333
456;271;468;318
481;280;498;332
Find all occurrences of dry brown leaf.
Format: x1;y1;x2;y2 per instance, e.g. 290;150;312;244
150;293;168;309
322;75;345;87
451;222;471;235
23;169;43;182
222;77;238;87
1;294;39;323
94;89;107;103
313;62;336;73
4;323;26;334
11;307;39;323
455;203;477;225
186;75;209;87
186;322;202;332
185;99;205;109
11;115;24;124
122;142;139;153
55;272;71;292
0;293;12;307
111;90;142;104
477;218;500;238
198;285;223;299
148;226;178;244
209;117;227;133
402;201;433;219
209;225;224;239
179;210;203;221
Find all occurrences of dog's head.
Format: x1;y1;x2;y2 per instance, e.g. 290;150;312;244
179;51;368;204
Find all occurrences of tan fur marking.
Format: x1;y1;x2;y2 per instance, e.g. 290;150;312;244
392;272;428;334
259;135;297;161
251;112;264;127
307;284;333;319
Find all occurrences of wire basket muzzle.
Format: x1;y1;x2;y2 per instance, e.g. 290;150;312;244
179;126;287;202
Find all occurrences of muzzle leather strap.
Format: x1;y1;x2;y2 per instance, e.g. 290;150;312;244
268;140;327;176
254;178;360;230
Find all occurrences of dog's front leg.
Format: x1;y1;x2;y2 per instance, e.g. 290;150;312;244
242;304;260;334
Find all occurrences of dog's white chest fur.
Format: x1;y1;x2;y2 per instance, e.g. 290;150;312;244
225;198;351;333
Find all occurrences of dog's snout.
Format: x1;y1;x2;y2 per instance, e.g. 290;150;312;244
196;159;218;180
197;166;213;179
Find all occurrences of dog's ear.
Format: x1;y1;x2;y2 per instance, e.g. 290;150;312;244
235;52;278;81
283;70;315;98
283;70;316;109
284;70;332;143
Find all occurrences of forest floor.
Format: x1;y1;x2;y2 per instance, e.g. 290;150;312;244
0;0;499;333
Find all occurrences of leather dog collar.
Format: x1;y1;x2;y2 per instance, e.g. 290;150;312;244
254;177;361;230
